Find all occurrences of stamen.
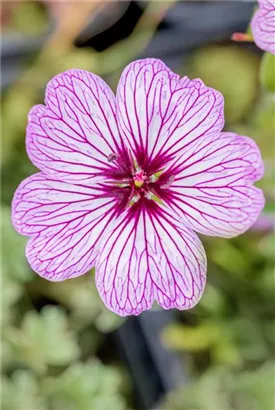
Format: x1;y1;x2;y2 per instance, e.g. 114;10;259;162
134;180;144;188
133;170;147;188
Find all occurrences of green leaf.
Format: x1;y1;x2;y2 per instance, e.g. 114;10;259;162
187;45;260;123
1;275;23;328
1;206;33;283
234;361;275;410
260;52;275;93
2;370;47;410
2;339;14;371
198;284;227;315
54;49;98;74
10;1;48;35
260;267;275;295
162;322;222;352
39;275;123;332
227;318;269;362
43;360;129;410
212;341;242;367
258;232;275;261
161;363;275;410
1;88;35;166
208;239;251;275
6;306;80;374
160;367;233;410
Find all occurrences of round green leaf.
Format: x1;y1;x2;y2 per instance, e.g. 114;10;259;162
260;52;275;93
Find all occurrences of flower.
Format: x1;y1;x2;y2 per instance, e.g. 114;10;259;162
231;1;275;55
251;0;275;54
12;59;265;316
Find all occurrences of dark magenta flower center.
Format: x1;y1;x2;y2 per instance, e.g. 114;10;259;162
102;147;175;212
133;170;147;188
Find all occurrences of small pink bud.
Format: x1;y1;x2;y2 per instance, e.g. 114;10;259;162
231;32;253;42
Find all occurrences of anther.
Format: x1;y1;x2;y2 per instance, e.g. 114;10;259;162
133;170;147;188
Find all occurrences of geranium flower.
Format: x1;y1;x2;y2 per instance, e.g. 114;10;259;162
232;0;275;54
252;0;275;54
12;59;264;316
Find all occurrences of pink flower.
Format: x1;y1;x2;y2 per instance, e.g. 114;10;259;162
251;0;275;54
12;59;265;316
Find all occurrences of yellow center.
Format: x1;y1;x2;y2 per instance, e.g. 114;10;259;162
134;179;144;188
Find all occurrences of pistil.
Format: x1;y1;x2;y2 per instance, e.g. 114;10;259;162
133;170;147;188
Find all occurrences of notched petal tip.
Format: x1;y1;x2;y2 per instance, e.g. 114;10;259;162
95;207;207;317
251;0;275;54
97;269;206;317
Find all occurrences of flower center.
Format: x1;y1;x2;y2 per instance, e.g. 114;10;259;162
105;150;175;209
133;170;147;188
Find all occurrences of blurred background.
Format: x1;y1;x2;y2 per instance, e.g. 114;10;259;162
1;1;275;409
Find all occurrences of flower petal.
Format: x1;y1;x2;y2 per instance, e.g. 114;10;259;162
251;0;275;55
165;132;265;238
27;69;121;183
95;204;206;316
116;58;224;165
258;0;273;6
12;173;116;280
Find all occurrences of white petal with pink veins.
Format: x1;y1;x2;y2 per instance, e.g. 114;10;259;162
166;133;265;237
27;70;121;183
11;58;266;317
251;0;275;55
95;205;206;316
116;58;224;162
12;173;116;280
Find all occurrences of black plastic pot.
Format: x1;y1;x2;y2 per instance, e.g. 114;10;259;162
114;310;186;410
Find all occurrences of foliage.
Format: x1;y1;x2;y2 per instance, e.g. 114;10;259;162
160;362;275;410
1;198;128;408
260;52;275;93
43;360;128;410
2;206;32;283
3;361;129;410
6;307;80;373
186;45;260;123
10;1;48;35
2;371;48;410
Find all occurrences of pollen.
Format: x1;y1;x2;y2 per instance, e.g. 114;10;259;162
134;180;144;188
